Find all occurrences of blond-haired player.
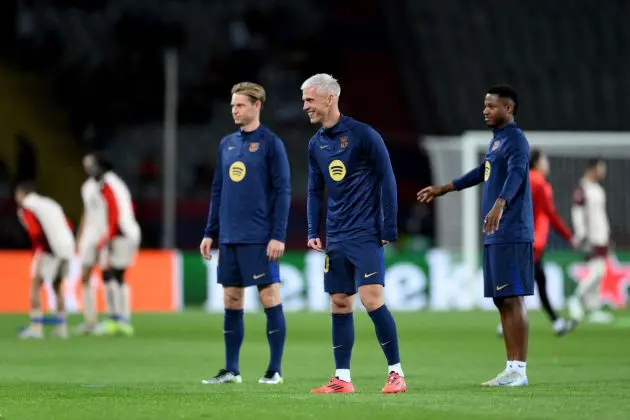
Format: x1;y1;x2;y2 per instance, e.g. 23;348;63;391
15;182;75;339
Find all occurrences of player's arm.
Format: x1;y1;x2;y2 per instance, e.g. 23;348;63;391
269;137;291;243
417;164;483;203
18;208;44;251
365;127;398;242
570;187;587;245
535;183;573;242
203;146;224;241
497;135;529;207
101;183;119;243
307;143;325;245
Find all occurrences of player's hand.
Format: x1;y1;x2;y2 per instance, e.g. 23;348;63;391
200;237;213;260
267;239;285;261
417;184;450;203
307;237;323;252
483;199;506;234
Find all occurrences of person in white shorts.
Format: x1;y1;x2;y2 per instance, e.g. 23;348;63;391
74;154;108;334
86;154;141;336
15;182;75;339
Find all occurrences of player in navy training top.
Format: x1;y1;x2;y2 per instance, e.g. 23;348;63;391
418;85;533;387
200;82;291;386
302;74;407;394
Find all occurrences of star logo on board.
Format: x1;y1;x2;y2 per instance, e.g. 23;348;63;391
569;256;630;307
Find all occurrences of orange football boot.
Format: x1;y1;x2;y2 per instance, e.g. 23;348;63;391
311;377;355;393
382;372;407;393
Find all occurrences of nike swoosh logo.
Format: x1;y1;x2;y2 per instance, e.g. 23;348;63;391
380;340;391;346
223;330;232;334
320;145;328;149
496;284;509;291
364;272;378;278
228;146;235;150
333;345;342;349
253;273;266;280
268;329;279;335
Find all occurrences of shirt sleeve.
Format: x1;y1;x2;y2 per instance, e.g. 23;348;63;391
571;186;587;243
452;164;485;190
101;183;119;240
364;127;398;242
269;136;291;242
534;182;573;241
307;142;325;240
204;143;224;239
498;133;529;205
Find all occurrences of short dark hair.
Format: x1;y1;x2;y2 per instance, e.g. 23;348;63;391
587;157;604;169
530;148;543;169
16;181;36;194
487;84;519;115
88;151;114;172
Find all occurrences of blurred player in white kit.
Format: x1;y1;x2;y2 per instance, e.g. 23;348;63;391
74;154;108;334
15;182;75;339
84;154;141;336
568;158;614;324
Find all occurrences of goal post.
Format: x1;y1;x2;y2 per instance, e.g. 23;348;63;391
425;131;630;279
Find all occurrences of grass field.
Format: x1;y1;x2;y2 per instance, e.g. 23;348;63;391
0;310;629;420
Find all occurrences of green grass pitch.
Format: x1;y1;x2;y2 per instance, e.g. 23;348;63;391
0;310;629;419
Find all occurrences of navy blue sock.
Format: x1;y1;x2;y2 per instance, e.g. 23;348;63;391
368;305;400;366
265;304;286;373
224;309;244;374
332;312;354;370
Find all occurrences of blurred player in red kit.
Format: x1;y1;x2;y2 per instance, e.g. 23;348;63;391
15;182;75;339
497;149;578;337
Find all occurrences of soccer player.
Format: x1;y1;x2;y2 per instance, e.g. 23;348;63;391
86;154;141;336
74;154;108;334
497;149;577;337
418;85;532;387
15;182;75;339
567;158;614;324
303;74;407;394
200;82;291;385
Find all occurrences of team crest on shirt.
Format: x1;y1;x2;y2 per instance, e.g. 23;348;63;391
491;140;501;151
329;159;347;182
229;161;247;182
248;142;259;152
340;136;349;149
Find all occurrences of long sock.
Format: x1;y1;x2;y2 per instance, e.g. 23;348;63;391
332;312;354;381
224;309;244;374
29;309;43;332
265;304;286;373
368;305;402;373
83;283;97;324
120;284;131;322
105;282;121;321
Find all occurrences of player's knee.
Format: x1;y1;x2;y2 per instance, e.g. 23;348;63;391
331;293;353;313
358;284;385;312
223;287;244;310
258;283;281;309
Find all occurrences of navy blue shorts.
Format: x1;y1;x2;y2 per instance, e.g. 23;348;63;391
483;242;534;298
218;244;280;288
324;236;385;295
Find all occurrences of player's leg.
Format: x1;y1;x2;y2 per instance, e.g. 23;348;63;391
570;256;611;324
75;240;99;334
312;242;356;393
50;261;69;338
109;236;138;335
482;243;533;387
353;238;406;393
202;245;244;384
240;246;286;384
534;255;575;335
19;253;46;339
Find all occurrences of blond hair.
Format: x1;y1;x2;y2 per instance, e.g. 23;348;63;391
300;74;341;98
231;82;266;105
